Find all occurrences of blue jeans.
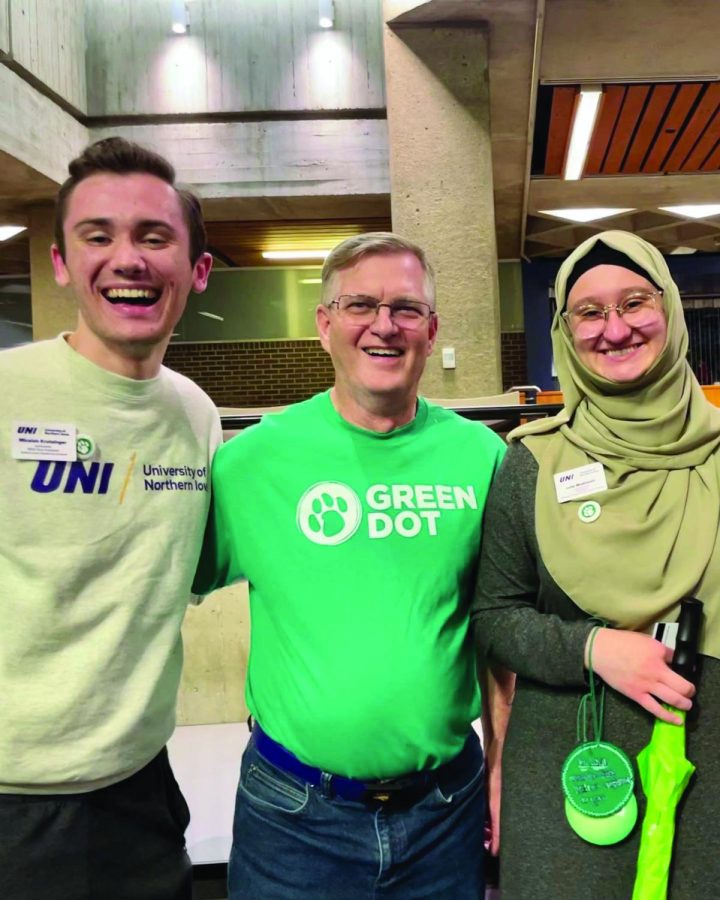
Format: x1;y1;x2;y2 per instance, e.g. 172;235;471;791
228;732;485;899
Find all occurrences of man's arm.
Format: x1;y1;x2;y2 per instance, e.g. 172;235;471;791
479;663;515;856
191;459;245;597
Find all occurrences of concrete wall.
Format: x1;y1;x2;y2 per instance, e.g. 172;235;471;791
0;64;87;186
542;0;720;83
85;0;384;116
384;20;502;397
90;119;389;201
4;0;86;112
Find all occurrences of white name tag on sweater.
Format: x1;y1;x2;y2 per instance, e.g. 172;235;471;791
553;462;607;503
11;421;77;461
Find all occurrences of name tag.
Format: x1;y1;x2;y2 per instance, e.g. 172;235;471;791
11;422;77;462
554;462;607;504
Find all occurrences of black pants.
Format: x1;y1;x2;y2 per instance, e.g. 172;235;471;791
0;747;192;900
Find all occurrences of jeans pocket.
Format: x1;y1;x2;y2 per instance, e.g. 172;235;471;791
239;760;310;815
432;759;485;806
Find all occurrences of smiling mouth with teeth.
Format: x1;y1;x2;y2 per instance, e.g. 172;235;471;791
364;348;404;357
602;344;643;357
102;288;161;306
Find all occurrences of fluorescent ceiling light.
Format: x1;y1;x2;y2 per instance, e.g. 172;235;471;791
660;204;720;219
538;208;634;223
0;225;27;242
318;0;334;28
171;0;189;34
563;86;603;181
669;246;698;255
262;250;331;260
197;311;224;321
299;277;322;284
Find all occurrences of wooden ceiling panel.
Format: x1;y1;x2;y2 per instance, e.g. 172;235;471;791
701;140;720;172
540;81;718;179
584;86;625;176
623;84;675;174
205;218;391;268
603;85;650;174
643;82;703;173
682;105;720;171
665;83;720;172
544;86;577;177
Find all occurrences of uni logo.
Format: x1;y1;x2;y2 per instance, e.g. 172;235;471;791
18;426;37;434
30;461;114;495
296;482;362;546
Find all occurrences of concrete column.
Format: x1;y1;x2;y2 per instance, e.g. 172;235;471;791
29;204;77;340
383;12;502;397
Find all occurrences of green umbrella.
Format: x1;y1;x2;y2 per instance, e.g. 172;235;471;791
632;598;702;900
632;710;695;899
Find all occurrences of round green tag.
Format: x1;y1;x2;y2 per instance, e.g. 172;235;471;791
561;741;634;817
578;500;601;523
76;434;95;460
565;794;638;845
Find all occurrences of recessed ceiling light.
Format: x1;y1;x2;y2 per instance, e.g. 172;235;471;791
318;0;334;28
171;0;189;33
262;250;331;260
299;278;322;284
0;226;27;242
197;311;224;321
660;205;720;219
669;246;698;255
538;208;634;223
563;86;603;181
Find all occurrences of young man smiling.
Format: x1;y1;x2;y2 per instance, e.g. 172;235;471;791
195;233;506;899
0;138;221;900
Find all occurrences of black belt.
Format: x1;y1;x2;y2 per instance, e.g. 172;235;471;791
252;723;475;804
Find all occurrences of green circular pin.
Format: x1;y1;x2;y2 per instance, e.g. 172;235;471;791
76;434;95;460
562;741;634;817
564;793;638;845
578;500;601;523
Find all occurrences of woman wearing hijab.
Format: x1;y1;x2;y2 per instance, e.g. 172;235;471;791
473;230;720;898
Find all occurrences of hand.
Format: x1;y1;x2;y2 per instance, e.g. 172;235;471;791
485;738;503;856
586;628;696;724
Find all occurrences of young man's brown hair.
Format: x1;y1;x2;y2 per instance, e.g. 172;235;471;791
54;137;207;263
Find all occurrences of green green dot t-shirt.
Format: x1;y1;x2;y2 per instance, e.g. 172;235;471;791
195;392;505;779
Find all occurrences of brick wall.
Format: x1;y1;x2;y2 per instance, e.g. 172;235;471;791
165;334;528;407
500;332;528;389
164;340;335;407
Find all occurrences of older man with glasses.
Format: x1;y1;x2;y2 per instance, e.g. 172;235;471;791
195;232;506;899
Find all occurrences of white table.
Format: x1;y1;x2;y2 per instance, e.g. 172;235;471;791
168;722;250;865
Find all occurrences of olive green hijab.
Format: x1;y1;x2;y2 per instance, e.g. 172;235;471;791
511;230;720;657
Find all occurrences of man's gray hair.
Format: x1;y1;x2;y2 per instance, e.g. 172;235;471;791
321;232;436;308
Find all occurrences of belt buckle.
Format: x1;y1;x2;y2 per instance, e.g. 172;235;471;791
365;777;410;803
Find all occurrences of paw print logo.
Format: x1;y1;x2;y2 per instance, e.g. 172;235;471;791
296;482;362;546
76;434;95;460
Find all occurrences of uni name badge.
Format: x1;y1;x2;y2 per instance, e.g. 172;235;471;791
11;422;77;462
554;462;607;504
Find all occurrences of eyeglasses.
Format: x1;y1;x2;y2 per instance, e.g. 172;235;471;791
328;294;434;329
562;289;663;339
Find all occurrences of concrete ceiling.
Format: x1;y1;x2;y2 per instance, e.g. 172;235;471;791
2;0;720;273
